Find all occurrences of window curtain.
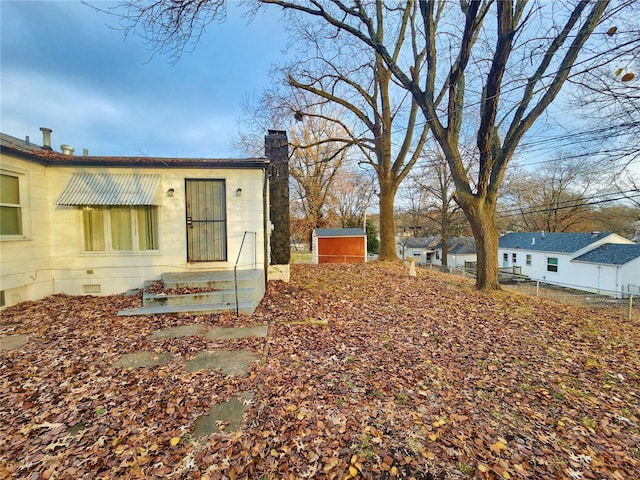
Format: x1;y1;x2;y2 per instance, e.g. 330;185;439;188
137;206;158;250
110;207;132;250
83;208;105;251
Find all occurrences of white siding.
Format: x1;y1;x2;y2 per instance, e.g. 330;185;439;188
0;155;55;306
1;158;267;305
620;258;640;296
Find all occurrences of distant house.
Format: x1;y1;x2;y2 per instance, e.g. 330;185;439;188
572;243;640;297
431;237;477;268
397;236;438;264
313;228;367;264
0;128;289;310
498;231;637;297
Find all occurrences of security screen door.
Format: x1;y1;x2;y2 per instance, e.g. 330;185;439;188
185;179;227;262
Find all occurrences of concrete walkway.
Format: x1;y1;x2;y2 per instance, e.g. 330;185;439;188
110;323;269;437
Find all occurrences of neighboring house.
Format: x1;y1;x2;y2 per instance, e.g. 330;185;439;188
498;231;636;297
0;128;289;309
397;236;438;265
313;228;367;264
431;237;477;268
572;243;640;296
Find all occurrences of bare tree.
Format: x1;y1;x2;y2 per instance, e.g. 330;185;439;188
232;90;351;245
499;156;597;233
281;6;430;261
328;169;376;229
288;111;349;244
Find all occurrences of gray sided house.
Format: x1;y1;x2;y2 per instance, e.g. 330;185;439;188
0;128;290;313
498;231;637;297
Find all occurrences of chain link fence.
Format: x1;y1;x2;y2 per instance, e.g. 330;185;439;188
427;265;639;321
503;279;638;320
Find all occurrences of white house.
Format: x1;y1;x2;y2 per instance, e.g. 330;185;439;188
498;231;636;297
431;237;477;268
0;128;289;310
397;236;438;264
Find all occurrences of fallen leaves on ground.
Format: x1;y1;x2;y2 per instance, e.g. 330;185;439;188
1;263;638;479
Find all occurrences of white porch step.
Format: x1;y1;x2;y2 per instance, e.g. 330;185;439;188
117;269;265;316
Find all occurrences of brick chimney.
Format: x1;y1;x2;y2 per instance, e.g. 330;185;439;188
265;130;290;265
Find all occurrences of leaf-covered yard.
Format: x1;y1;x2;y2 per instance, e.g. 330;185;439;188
1;263;639;479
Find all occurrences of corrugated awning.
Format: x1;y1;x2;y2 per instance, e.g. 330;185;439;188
57;173;161;206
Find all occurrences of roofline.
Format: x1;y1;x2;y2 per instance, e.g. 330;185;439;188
498;246;574;255
570;259;627;266
0;144;269;169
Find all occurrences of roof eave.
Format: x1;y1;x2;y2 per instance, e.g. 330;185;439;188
1;145;269;169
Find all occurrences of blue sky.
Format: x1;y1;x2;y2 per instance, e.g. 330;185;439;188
1;1;289;158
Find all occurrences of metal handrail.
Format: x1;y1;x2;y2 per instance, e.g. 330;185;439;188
234;231;256;315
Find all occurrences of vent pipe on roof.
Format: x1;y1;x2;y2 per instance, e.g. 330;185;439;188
60;145;75;156
532;237;535;245
25;135;30;145
40;127;53;150
83;148;89;156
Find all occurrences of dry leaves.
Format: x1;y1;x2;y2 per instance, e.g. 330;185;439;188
1;263;639;479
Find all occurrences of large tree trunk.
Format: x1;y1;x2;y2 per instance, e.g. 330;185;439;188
441;234;449;267
457;194;500;290
378;178;399;261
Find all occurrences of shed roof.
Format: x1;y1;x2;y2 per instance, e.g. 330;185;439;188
498;231;611;253
315;228;366;238
572;243;640;265
57;173;161;206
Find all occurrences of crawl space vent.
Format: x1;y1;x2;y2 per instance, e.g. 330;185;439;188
83;284;102;294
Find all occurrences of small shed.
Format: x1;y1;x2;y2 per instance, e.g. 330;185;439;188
313;228;367;264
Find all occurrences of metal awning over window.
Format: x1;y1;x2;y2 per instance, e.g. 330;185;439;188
57;173;161;206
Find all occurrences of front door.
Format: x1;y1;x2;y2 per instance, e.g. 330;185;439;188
185;179;227;262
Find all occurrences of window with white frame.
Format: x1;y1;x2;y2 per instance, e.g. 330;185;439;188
512;253;517;264
526;254;532;266
0;172;24;236
546;257;558;273
82;206;158;252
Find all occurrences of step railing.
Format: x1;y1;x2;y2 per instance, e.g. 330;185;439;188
234;231;256;315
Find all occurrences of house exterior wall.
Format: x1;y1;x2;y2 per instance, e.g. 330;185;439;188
1;152;55;305
620;258;640;296
404;247;427;264
1;158;267;306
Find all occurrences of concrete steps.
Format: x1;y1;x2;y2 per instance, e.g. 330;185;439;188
118;269;265;317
